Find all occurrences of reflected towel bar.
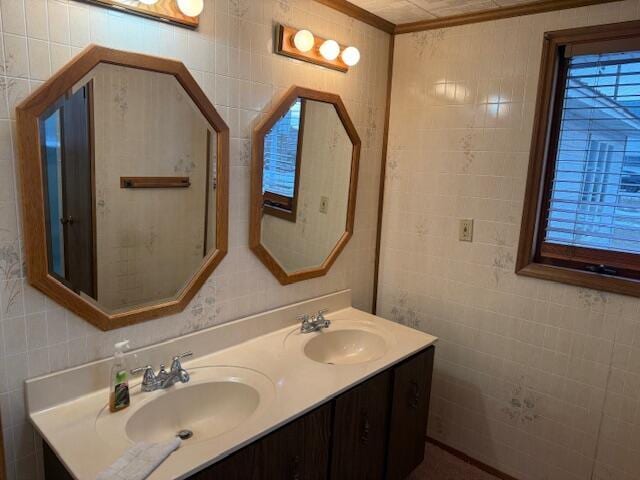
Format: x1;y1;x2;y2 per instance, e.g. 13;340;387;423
120;176;191;188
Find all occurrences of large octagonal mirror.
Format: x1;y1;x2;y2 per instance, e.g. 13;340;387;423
16;45;229;330
250;86;360;284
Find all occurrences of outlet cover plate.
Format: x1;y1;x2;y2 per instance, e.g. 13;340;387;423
320;196;329;214
459;219;473;242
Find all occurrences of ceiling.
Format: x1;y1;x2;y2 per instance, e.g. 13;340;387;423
348;0;538;24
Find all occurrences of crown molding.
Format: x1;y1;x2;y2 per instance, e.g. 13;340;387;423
394;0;622;34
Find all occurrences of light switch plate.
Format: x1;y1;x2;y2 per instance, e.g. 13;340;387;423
320;196;329;214
459;219;473;242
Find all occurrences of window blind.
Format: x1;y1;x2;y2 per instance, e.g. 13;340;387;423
545;50;640;255
263;99;302;198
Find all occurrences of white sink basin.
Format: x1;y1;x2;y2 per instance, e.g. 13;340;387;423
96;366;275;447
126;381;260;444
300;327;389;365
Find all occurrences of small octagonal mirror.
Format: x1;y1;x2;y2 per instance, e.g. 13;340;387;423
250;86;360;284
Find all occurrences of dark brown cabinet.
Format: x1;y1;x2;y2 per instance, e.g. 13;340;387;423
330;370;391;480
386;346;434;480
192;403;332;480
44;346;434;480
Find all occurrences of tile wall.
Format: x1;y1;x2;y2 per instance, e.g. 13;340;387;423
0;0;390;477
377;2;640;479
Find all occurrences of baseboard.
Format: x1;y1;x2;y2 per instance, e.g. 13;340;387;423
426;436;520;480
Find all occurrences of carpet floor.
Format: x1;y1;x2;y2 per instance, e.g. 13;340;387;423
408;443;502;480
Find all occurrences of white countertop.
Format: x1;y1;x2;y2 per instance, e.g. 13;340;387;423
27;296;437;480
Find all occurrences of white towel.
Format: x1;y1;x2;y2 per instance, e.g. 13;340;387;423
97;437;181;480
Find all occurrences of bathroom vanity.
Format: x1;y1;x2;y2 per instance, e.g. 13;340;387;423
26;291;437;480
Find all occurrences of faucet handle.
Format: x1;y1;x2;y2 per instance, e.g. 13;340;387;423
316;309;330;327
173;351;193;362
130;365;154;375
130;365;157;391
170;352;192;371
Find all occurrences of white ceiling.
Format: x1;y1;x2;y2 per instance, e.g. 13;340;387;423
349;0;537;24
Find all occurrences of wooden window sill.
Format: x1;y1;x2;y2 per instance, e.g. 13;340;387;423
516;261;640;297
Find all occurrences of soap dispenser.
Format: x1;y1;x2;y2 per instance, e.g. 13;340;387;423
109;340;131;412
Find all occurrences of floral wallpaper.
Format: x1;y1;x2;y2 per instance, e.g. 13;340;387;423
378;2;640;480
0;0;391;477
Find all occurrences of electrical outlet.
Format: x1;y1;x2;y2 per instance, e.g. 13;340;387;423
319;196;329;214
459;219;473;242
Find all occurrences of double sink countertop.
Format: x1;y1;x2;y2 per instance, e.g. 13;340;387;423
26;291;437;480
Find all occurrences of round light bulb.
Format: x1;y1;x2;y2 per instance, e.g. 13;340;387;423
341;46;360;66
177;0;203;17
319;39;340;61
138;0;158;5
293;30;315;53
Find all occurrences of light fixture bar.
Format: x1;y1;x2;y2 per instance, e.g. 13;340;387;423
275;24;357;73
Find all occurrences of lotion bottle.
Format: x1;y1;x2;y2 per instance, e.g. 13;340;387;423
109;340;131;412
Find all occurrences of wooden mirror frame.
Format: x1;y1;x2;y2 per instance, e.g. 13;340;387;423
16;45;229;331
250;86;361;285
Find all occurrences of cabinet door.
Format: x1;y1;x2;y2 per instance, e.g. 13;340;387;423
386;346;435;480
330;370;392;480
192;403;331;480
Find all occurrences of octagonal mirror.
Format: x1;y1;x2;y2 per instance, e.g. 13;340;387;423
250;86;360;284
16;45;229;330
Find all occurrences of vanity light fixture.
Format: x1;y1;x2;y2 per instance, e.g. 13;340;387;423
275;24;360;73
75;0;201;28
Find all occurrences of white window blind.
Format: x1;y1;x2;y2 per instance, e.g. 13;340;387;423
545;50;640;255
263;99;302;198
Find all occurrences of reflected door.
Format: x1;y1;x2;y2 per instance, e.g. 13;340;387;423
41;83;95;297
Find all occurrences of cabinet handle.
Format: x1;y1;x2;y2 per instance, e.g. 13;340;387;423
291;454;300;480
360;413;370;445
409;380;420;409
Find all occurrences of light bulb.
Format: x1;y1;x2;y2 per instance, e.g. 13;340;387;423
177;0;203;16
341;46;360;66
293;30;315;53
319;39;340;61
139;0;158;5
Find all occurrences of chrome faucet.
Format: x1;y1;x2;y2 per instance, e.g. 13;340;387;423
299;309;331;334
130;352;193;392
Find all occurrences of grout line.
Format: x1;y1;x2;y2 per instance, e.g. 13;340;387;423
589;316;621;479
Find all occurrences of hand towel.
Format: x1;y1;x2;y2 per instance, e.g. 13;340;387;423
96;437;181;480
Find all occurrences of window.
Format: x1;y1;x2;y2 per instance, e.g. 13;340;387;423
262;98;305;221
517;22;640;296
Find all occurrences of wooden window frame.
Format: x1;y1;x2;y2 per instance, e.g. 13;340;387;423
517;20;640;297
262;99;306;223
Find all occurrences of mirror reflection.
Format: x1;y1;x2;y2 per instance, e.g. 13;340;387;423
40;64;217;313
260;97;355;273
